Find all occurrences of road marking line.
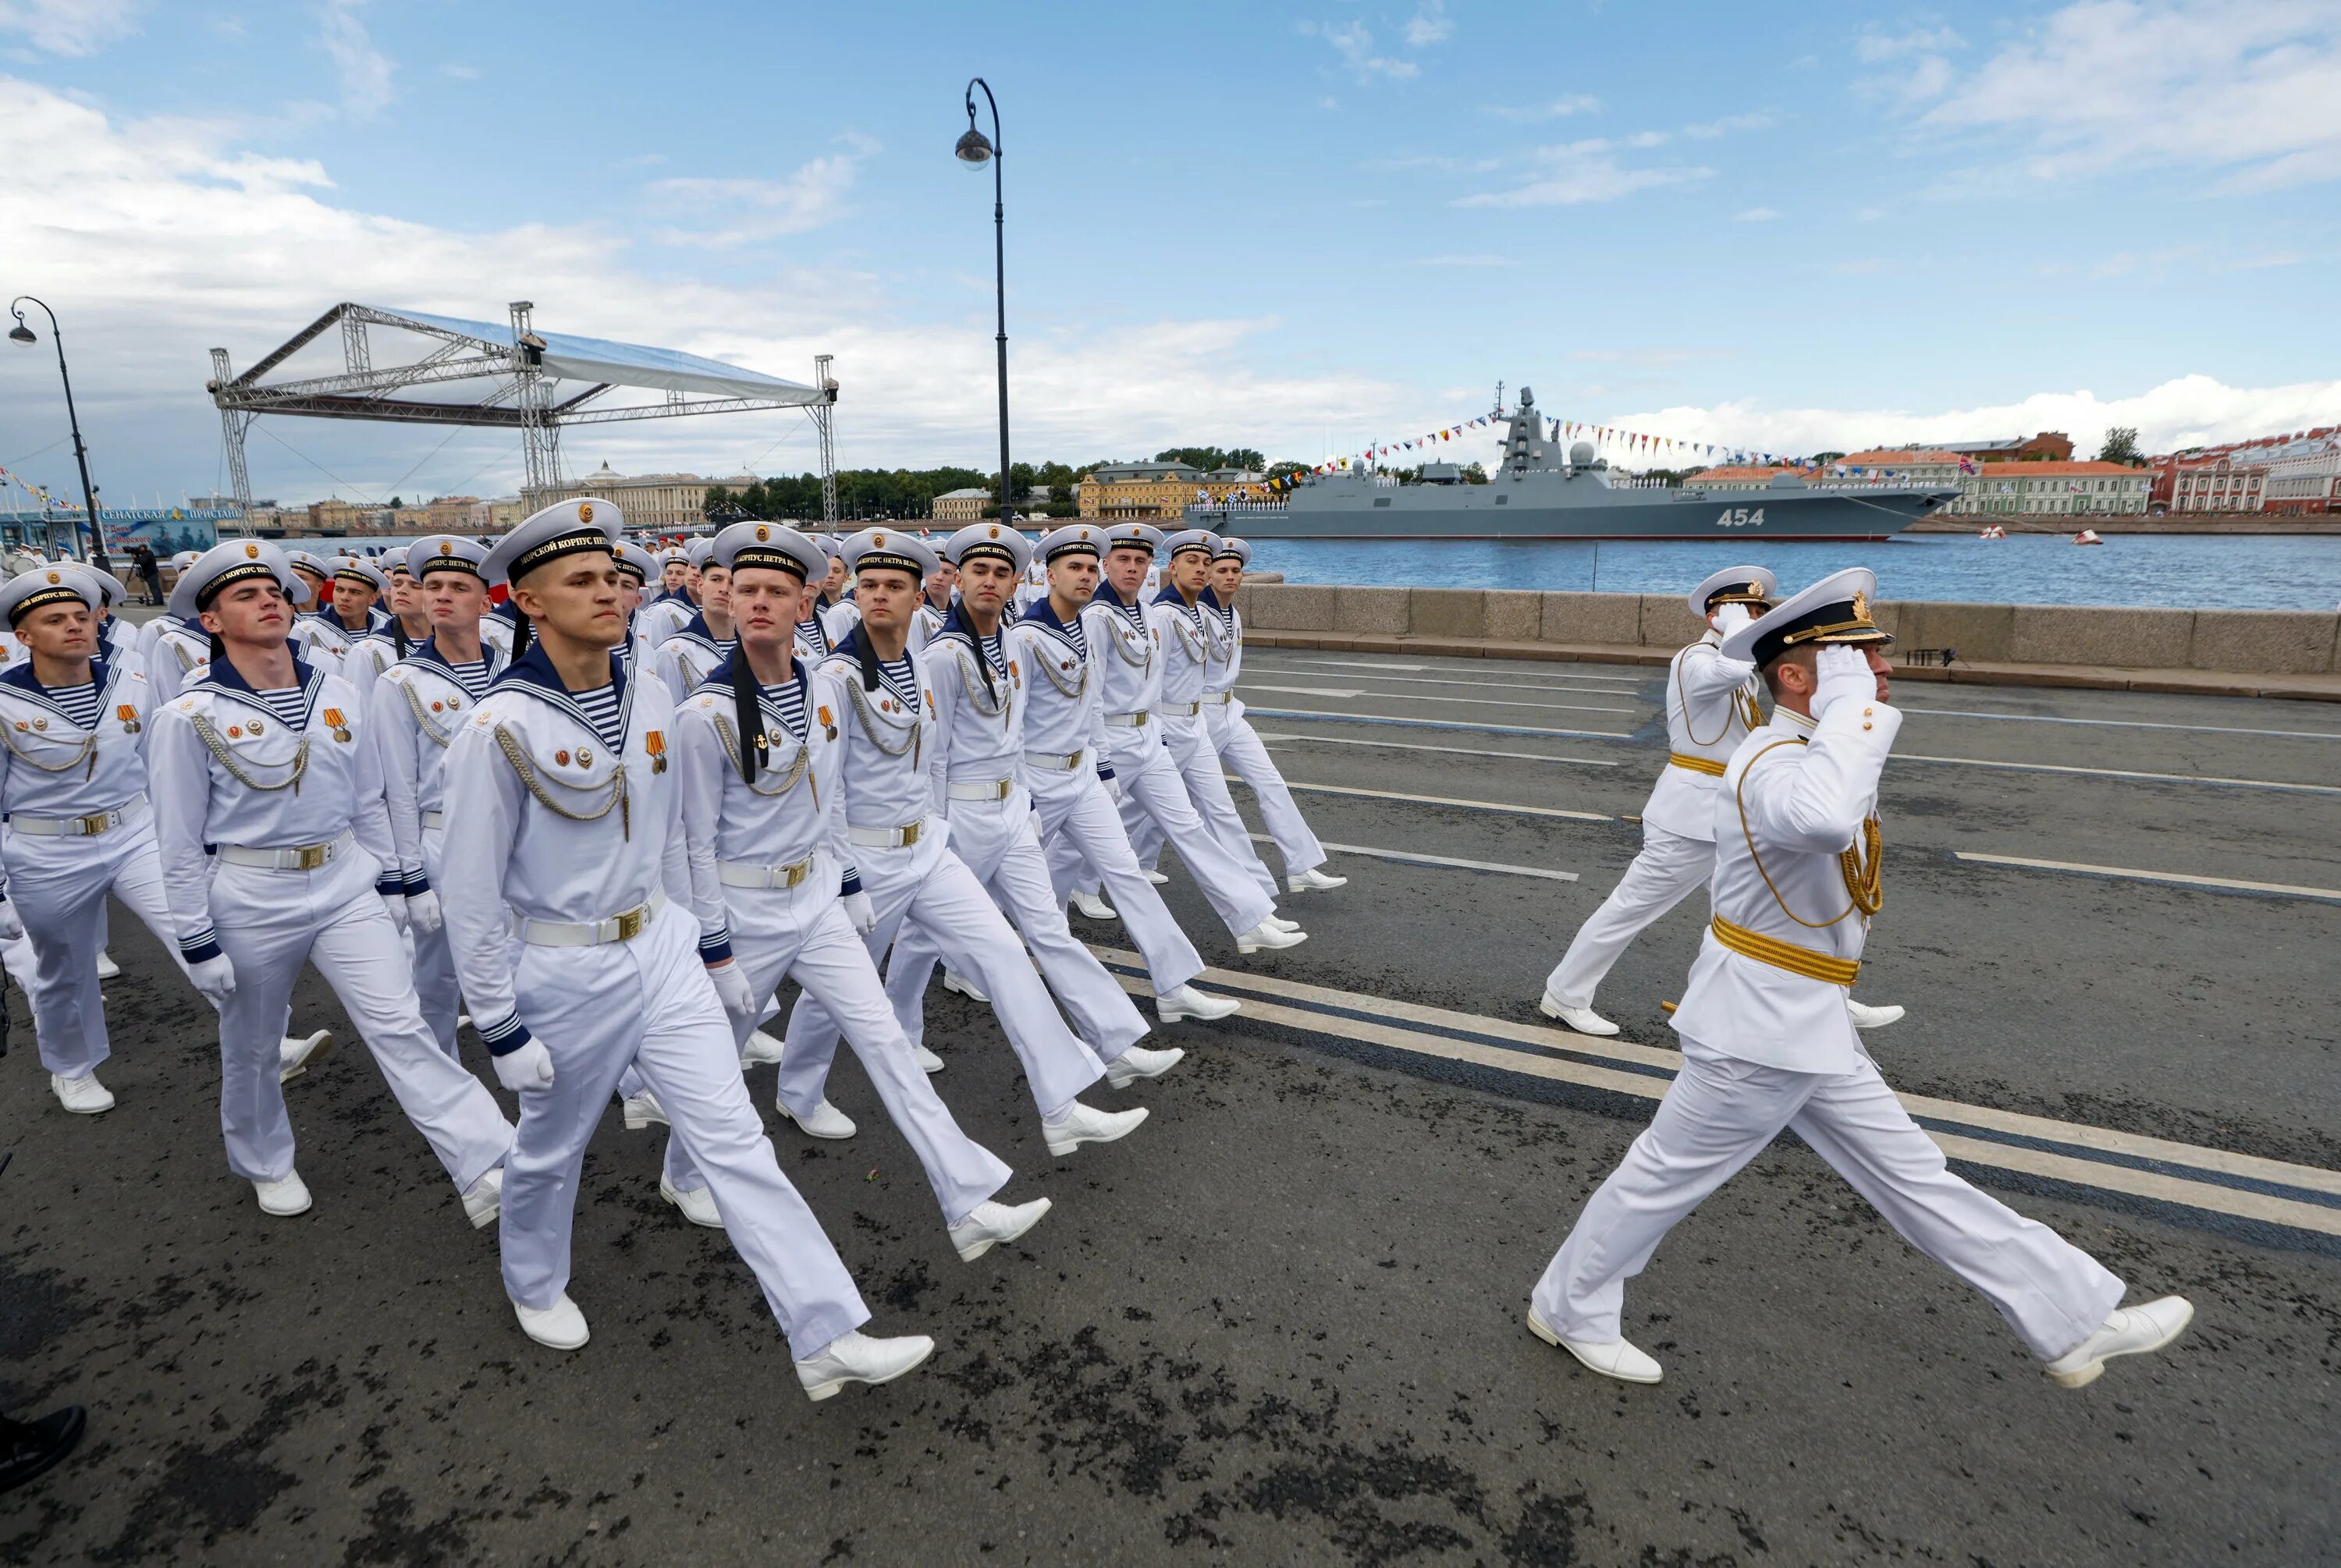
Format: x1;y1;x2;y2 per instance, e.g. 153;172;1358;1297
1240;683;1638;716
1904;707;2341;742
1248;731;1623;768
1243;708;1636;741
1089;947;2341;1240
1242;776;1616;822
1240;684;1366;698
1899;752;2341;795
1263;661;1649;694
1952;851;2341;903
1245;832;1579;882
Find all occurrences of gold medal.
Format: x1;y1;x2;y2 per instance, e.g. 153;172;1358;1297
333;727;352;743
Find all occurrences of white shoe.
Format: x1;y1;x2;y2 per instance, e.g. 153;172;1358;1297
1104;1044;1185;1089
1157;984;1241;1023
942;969;989;1002
741;1028;786;1066
1847;999;1906;1030
948;1197;1053;1262
2044;1297;2194;1389
1263;914;1302;932
1287;867;1348;892
278;1031;335;1083
911;1043;945;1073
780;1098;858;1140
1042;1099;1149;1156
660;1176;725;1229
51;1073;115;1116
461;1167;504;1229
513;1293;590;1351
94;949;121;980
1527;1310;1662;1384
621;1090;669;1130
1236;921;1306;953
794;1329;936;1403
1071;892;1118;921
253;1171;313;1217
1142;869;1170;885
1538;995;1619;1038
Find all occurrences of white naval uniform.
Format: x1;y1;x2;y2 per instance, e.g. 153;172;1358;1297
652;612;734;703
776;637;1107;1121
1541;630;1762;1011
792;605;838;666
909;599;948;651
145;619;211;706
883;612;1150;1061
634;591;698;650
343;623;425;709
148;657;513;1195
372;639;507;1057
1008;600;1206;997
670;660;1012;1222
1195;587;1327;878
1531;699;2126;1361
1147;587;1280;898
288;610;361;671
439;647;870;1357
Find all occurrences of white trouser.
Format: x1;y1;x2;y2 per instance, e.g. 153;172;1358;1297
885;790;1149;1062
410;824;462;1059
1541;825;1716;1009
1532;1039;2126;1360
1030;772;1204;996
1096;733;1276;939
503;900;869;1359
666;873;1011;1226
207;855;512;1194
1158;717;1279;899
780;835;1105;1122
4;820;186;1078
1207;702;1327;878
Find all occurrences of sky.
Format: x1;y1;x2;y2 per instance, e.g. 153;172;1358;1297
3;0;2340;510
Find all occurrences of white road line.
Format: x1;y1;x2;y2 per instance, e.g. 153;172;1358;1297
1246;832;1579;882
1249;731;1624;768
1239;775;1616;822
1277;655;1646;686
1238;683;1639;716
1903;707;2341;742
1241;684;1366;698
1244;707;1637;741
1954;851;2341;903
1263;661;1649;694
1899;751;2341;796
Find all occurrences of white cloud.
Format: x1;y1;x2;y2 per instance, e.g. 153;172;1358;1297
318;0;393;115
1456;137;1710;207
1485;94;1600;122
1682;111;1774;139
439;62;479;80
0;0;139;55
1412;254;1515;267
1403;1;1454;47
1299;19;1418;81
648;136;877;247
1855;24;1963;62
1734;206;1782;222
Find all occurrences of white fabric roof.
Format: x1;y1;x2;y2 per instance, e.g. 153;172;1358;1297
384;309;821;404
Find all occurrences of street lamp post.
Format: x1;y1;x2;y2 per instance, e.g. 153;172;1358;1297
955;79;1011;523
9;296;112;576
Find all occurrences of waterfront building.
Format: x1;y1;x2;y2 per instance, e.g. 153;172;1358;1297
468;496;527;532
1836;449;1966;484
2151;428;2339;515
1942;431;2075;464
932;487;993;523
1948;461;2152;517
520;462;755;533
1686;464;1807;491
1077;462;1272;520
2260;431;2341;515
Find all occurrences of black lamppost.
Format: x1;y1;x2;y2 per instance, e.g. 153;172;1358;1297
9;296;111;575
955;79;1011;523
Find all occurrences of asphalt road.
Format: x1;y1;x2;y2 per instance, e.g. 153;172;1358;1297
4;647;2336;1565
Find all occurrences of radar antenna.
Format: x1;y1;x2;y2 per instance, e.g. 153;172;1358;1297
1494;380;1504;419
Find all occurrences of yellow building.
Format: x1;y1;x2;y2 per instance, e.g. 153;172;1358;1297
524;462;757;534
932;488;993;523
1077;463;1270;520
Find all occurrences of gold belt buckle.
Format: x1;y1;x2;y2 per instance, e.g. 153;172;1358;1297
293;843;327;871
613;906;646;942
782;859;810;888
900;821;922;846
991;779;1012;800
1134;712;1147;726
79;812;112;835
1067;748;1083;768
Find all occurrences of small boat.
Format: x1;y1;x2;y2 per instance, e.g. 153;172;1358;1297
1978;524;2006;540
2073;527;2103;545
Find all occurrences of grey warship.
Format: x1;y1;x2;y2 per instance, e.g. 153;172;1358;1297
1188;386;1957;541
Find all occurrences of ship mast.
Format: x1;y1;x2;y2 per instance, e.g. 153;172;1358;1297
1493;380;1504;419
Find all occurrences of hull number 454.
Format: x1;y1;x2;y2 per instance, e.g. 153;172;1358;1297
1715;507;1765;528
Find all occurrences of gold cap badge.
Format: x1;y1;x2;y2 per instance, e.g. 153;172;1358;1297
755;525;769;541
44;570;59;584
439;541;454;555
988;525;1000;538
872;532;885;545
1850;591;1870;622
244;543;261;559
578;502;594;523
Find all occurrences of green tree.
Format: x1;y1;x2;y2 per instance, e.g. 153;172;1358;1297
1266;460;1311;484
387;495;403;509
1459;463;1490;484
2097;426;2142;465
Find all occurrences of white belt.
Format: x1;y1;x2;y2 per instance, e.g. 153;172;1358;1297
1103;711;1149;728
218;829;354;872
515;889;666;946
1024;748;1085;770
717;855;817;891
846;817;928;849
946;778;1014;802
1159;700;1200;718
1200;690;1233;705
9;798;149;838
421;811;445;830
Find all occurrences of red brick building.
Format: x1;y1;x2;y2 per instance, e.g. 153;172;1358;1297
1943;431;2074;464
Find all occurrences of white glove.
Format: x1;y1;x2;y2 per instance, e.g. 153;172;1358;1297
382;892;411;935
1812;644;1875;720
493;1038;556;1093
0;899;21;942
1712;601;1754;636
1103;775;1122;804
407;889;443;934
844;891;877;934
188;953;237;1007
709;960;755;1016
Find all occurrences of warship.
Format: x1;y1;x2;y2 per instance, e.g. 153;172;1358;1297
1187;386;1957;541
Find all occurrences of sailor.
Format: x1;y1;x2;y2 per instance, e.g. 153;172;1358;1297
1011;525;1240;1023
609;539;660;677
652;554;736;701
145;555;225;707
326;558;400;702
134;550;203;663
812;536;858;642
346;546;432;695
74;566;141;675
1526;569;2194;1391
634;537;708;647
1013;545;1048;613
283;549;356;668
662;519;1051;1261
882;522;1187;1080
792;542;841;664
439;502;935;1398
148;540;513;1222
372;534;509;1059
776;527;1147;1157
911;553;957;648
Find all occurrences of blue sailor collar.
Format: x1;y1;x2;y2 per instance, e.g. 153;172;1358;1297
699;650;812;697
670;610;737;655
490;638;634;733
1020;596;1077;631
193;650;327;719
0;654;124;724
404;634;503;679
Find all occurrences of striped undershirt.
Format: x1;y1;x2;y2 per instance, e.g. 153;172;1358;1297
254;687;310;729
442;659;490;700
48;683;101;730
572;683;625;751
761;678;808;740
876;656;919;713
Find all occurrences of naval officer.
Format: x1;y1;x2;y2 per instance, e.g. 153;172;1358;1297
149;541;513;1222
439;502;936;1398
1526;569;2194;1391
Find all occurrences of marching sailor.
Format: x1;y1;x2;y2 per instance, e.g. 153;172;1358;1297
345;547;432;697
882;523;1185;1080
911;553;956;648
609;539;661;677
634;538;707;647
284;550;356;668
134;551;203;663
440;502;936;1398
76;566;140;675
149;541;513;1222
327;558;400;702
776;528;1148;1157
663;520;1051;1261
145;565;222;707
812;536;858;642
1526;569;2193;1391
652;553;736;701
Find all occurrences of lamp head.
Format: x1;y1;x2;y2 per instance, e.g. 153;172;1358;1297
8;323;35;346
954;126;994;169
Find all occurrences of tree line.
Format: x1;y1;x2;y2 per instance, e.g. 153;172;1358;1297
704;448;1290;523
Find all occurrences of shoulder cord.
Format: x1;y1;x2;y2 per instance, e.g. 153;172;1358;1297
712;712;813;800
1732;737;1886;928
1163;604;1206;661
840;676;922;762
492;722;630;839
1201;607;1235;663
172;639;195;672
1677;647;1764;748
399;678;457;749
0;719;96;778
191;712;310;794
947;643;1012;720
1031;638;1089;699
1103;609;1153;670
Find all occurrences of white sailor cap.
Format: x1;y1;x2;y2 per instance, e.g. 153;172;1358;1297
482;497;623;588
713;520;823;581
1039;523;1104;562
169;539;309;619
611;539;659;583
940;521;1033;574
169;549;201;571
410;534;491;580
1103;522;1166;555
76;565;129;606
0;564;101;626
656;545;690;566
1721;566;1892;667
1211;536;1252;566
814;533;845;562
686;535;716;569
1686;564;1778;616
1162;527;1220;561
378;545;412;577
332;556;391;596
284;548;334;581
840;526;939;581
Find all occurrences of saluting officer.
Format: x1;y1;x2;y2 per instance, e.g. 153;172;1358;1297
149;541;513;1222
439;502;936;1399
